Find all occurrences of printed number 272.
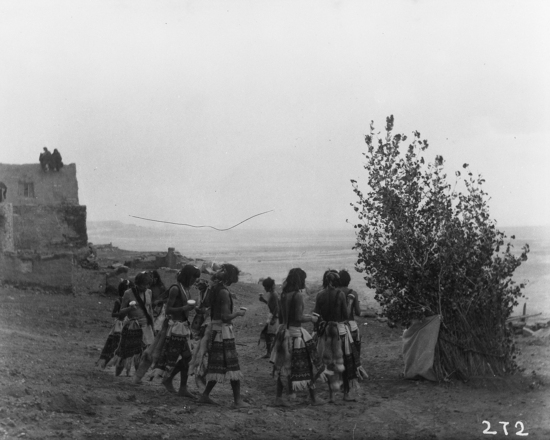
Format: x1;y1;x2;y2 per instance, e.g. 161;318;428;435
482;421;528;436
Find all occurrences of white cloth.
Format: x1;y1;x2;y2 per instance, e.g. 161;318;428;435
402;315;441;381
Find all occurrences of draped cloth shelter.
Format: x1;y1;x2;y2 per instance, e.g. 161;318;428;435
402;315;441;381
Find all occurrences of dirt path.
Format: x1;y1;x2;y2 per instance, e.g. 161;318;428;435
0;284;549;440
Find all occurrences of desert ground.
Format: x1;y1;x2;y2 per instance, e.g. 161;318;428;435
0;267;549;439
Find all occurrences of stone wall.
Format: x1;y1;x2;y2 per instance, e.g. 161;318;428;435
0;163;79;206
156;268;178;288
0;203;14;252
0;251;74;293
102;267;179;295
0;162;87;293
72;266;108;296
12;204;88;251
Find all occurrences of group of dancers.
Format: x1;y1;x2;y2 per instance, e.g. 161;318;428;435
97;263;367;407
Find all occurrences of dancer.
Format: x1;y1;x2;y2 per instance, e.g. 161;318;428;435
153;264;200;398
114;271;154;376
271;268;325;406
193;263;248;408
314;270;366;404
150;270;167;333
96;279;134;368
258;277;280;358
339;269;364;358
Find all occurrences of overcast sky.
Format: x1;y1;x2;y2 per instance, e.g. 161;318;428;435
1;1;548;230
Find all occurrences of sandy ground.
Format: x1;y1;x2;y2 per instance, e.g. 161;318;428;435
0;281;549;440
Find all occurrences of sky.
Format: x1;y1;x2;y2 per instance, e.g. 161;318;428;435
1;0;549;230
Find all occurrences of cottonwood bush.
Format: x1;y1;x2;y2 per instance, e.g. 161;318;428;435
349;116;529;379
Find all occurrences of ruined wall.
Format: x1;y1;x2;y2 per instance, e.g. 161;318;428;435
102;267;178;295
156;268;178;288
72;266;107;295
0;163;79;206
0;203;14;252
0;251;73;293
12;204;88;251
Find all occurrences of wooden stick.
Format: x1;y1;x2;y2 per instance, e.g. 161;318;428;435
506;313;542;322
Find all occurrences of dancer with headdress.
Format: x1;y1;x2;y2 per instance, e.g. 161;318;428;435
258;277;280;358
314;269;366;404
191;263;248;408
114;271;155;376
96;279;134;369
270;268;326;406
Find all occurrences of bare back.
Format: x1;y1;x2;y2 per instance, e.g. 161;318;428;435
280;290;304;328
314;287;348;323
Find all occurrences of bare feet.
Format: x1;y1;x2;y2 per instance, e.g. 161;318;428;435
273;397;290;407
198;395;219;405
177;388;197;399
232;399;250;409
162;379;177;394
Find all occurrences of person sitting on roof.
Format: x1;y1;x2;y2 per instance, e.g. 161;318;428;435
51;149;63;171
39;147;52;171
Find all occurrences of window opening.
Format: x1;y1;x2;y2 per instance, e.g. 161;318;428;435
19;182;35;198
0;182;6;202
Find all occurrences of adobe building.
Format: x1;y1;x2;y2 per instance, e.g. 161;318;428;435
0;163;90;293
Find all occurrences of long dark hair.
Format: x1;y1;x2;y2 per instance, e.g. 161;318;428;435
118;279;134;298
262;277;275;292
338;269;351;287
281;268;306;324
135;271;152;288
322;269;340;288
212;263;240;286
177;265;201;288
150;270;164;287
209;263;240;316
282;268;306;294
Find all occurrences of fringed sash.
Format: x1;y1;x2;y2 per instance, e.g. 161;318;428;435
271;326;325;391
258;316;279;348
347;319;363;358
339;322;368;387
203;320;243;383
152;320;192;378
317;321;368;390
115;319;145;360
97;319;125;368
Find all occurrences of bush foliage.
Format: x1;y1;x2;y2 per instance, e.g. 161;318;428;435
350;116;529;379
